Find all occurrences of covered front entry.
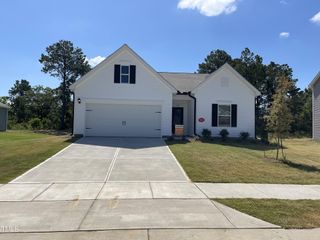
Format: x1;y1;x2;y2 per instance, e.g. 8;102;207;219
85;103;161;137
172;107;184;134
172;95;195;136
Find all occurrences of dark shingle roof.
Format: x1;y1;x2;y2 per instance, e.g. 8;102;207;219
158;72;209;92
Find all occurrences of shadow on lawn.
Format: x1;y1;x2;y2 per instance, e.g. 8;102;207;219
33;130;80;143
166;138;280;151
33;130;71;136
281;159;320;173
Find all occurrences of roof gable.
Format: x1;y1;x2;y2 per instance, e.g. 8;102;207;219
0;103;9;109
70;44;176;92
191;63;261;96
309;72;320;89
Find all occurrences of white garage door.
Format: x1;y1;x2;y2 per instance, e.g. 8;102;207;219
85;103;161;137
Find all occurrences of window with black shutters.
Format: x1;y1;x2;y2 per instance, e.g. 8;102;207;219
114;64;136;84
212;104;237;128
218;105;231;127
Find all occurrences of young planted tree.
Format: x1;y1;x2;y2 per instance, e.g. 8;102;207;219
265;76;293;160
39;40;91;129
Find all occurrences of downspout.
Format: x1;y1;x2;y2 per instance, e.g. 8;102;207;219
71;92;75;136
187;92;197;136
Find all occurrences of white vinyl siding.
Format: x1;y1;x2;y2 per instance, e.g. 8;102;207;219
313;80;320;139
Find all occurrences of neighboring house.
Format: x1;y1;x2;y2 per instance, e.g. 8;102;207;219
0;103;9;131
309;72;320;140
70;44;260;138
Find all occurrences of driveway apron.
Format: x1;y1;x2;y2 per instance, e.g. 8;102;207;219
12;137;188;183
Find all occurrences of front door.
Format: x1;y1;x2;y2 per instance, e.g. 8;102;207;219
172;107;184;134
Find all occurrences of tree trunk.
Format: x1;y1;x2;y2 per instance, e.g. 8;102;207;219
60;78;66;130
276;137;280;160
280;138;286;160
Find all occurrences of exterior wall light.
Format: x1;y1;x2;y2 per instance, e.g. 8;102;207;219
77;98;81;104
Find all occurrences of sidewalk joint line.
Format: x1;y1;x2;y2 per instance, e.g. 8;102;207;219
147;229;151;240
104;148;120;182
148;182;154;199
194;183;210;199
31;183;54;201
210;200;237;228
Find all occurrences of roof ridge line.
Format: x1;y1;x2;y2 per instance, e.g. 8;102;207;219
158;72;209;75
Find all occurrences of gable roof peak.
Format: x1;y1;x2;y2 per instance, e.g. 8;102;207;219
69;44;176;92
192;62;261;96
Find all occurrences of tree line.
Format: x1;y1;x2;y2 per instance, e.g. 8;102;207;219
0;41;312;138
0;40;91;130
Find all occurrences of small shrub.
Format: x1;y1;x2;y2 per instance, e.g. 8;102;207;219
219;129;229;141
29;118;42;130
41;118;55;130
201;129;212;140
239;132;250;140
166;136;174;141
8;121;29;130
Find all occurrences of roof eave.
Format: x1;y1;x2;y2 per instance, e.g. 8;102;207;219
309;72;320;89
70;44;177;93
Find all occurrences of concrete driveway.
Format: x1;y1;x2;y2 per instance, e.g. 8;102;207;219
0;137;281;237
12;137;188;183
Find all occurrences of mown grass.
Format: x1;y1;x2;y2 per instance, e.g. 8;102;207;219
215;199;320;229
167;138;320;184
0;130;75;183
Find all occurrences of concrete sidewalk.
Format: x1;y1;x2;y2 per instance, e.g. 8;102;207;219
0;229;319;240
1;182;320;202
196;183;320;199
0;198;278;232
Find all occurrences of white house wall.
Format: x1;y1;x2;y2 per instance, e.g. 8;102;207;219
194;68;256;138
73;50;173;136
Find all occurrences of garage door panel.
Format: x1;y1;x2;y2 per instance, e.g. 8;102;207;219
85;103;161;137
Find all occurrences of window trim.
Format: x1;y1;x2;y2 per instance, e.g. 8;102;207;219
218;104;231;127
120;65;130;84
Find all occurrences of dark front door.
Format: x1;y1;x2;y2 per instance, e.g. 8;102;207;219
172;107;184;134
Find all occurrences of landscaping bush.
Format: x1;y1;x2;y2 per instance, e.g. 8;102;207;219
29;118;42;130
201;129;212;140
8;121;29;130
166;135;174;141
219;129;229;141
41;118;60;130
239;132;250;140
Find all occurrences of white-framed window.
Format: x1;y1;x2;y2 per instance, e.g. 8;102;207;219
120;65;130;84
218;104;231;127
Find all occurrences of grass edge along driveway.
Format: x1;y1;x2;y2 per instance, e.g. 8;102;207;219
215;198;320;229
0;130;75;183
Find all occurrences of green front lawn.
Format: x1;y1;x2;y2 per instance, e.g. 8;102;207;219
0;130;75;183
215;199;320;229
167;138;320;184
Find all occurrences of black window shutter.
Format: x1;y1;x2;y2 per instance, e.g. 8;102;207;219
212;104;218;127
114;65;120;83
130;65;136;84
231;104;237;127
